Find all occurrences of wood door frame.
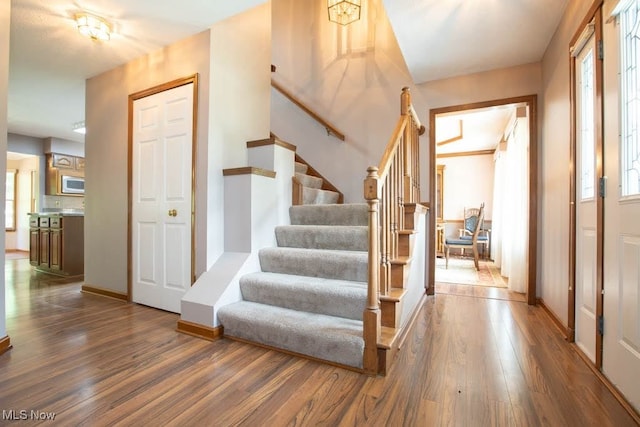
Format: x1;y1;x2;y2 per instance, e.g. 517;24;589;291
428;95;538;304
127;74;199;302
568;1;604;368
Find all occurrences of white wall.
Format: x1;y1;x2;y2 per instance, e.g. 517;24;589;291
539;0;595;324
271;0;427;203
0;0;10;340
438;154;495;221
208;2;272;268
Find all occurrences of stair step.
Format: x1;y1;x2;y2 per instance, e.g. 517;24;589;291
290;203;368;226
295;161;308;174
240;272;366;320
259;247;368;282
302;187;340;204
218;301;364;369
275;225;368;251
294;172;323;189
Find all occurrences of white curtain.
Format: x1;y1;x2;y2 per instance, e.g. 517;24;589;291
491;112;529;293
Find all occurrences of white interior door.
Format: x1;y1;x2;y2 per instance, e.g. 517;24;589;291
603;1;640;411
132;83;194;313
574;29;598;363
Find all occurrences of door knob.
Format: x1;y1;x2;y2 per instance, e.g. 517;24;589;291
168;209;177;217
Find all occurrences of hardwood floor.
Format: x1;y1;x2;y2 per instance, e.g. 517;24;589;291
435;282;527;302
1;258;638;426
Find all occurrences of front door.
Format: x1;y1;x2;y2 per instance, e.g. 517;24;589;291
131;80;195;313
573;22;600;363
602;0;640;411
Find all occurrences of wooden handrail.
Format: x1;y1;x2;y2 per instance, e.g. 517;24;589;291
362;87;422;375
271;79;346;141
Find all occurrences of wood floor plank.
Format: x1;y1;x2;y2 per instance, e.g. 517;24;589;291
1;259;638;426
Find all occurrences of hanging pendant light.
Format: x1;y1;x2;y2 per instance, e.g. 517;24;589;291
328;0;361;26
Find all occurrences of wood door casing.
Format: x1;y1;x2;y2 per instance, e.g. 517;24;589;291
128;76;198;314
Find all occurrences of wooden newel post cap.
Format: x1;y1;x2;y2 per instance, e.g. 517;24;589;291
364;167;379;201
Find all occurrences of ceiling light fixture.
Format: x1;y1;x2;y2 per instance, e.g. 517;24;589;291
328;0;361;26
75;12;112;41
72;121;86;135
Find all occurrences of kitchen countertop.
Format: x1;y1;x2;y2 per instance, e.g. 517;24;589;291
29;210;84;217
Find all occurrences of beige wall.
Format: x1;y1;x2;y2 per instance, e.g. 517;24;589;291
417;63;542;212
0;0;10;338
85;31;211;294
84;4;272;295
539;0;595;324
438;154;495;222
271;0;426;203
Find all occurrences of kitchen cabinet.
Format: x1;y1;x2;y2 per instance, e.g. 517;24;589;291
51;154;75;169
46;153;85;196
28;213;84;276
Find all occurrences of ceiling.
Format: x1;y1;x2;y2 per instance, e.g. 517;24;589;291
7;0;568;145
435;105;519;156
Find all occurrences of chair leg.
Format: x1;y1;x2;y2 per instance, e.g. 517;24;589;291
473;246;479;270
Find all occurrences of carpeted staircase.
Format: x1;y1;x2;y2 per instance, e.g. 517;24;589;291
217;161;370;369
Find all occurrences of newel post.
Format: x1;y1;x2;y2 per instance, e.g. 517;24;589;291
363;166;381;375
401;87;414;203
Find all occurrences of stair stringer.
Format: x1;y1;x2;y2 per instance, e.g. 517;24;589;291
377;203;429;375
398;205;428;328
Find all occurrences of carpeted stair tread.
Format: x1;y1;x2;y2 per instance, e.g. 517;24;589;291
295;172;323;189
259;247;368;282
302;187;340;204
240;272;366;320
275;225;368;251
290;203;368;226
217;301;364;368
295;162;308;174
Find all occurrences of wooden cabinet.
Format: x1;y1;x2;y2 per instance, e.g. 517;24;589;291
28;214;84;276
75;157;85;171
51;154;75;169
39;228;50;268
45;153;85;196
49;228;62;272
29;228;39;266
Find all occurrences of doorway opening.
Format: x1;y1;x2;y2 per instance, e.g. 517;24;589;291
428;95;538;304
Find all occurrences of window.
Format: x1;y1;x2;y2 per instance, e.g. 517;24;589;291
581;49;596;200
620;0;640;196
5;170;17;231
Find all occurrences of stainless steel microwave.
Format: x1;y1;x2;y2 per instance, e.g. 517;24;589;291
61;175;85;195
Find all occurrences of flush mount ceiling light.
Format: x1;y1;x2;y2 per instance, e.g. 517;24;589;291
74;12;112;41
72;121;86;134
328;0;361;26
